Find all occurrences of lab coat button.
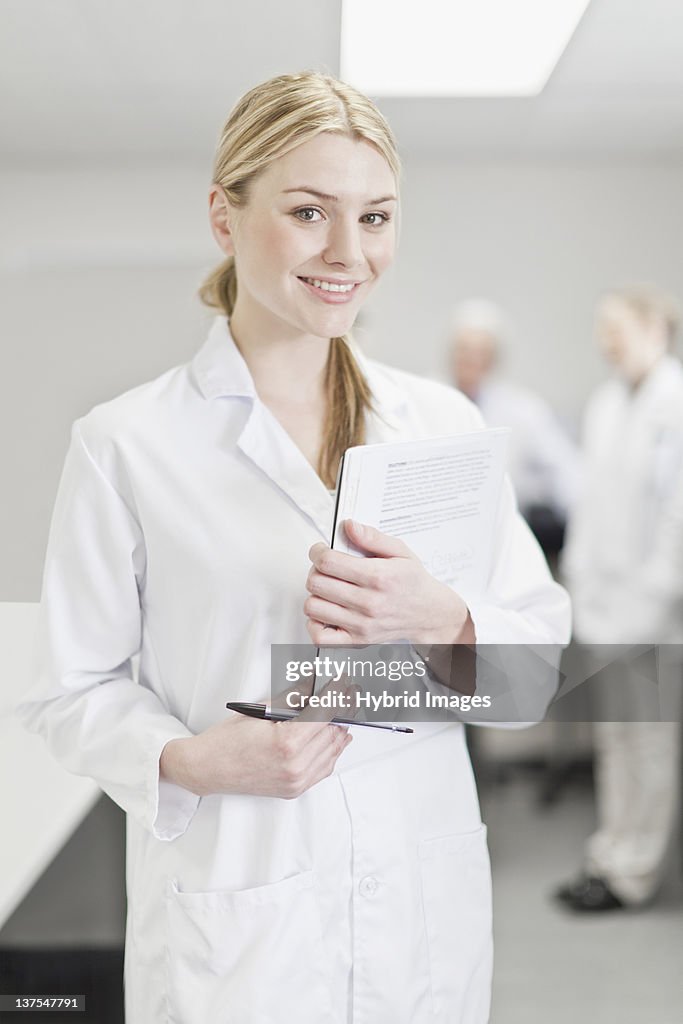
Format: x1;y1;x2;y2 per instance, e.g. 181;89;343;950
359;876;379;897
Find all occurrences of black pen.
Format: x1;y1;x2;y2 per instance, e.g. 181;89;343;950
226;701;413;733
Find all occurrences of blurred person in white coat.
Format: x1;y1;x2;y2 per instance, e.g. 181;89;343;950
16;72;570;1023
450;300;579;527
556;285;683;912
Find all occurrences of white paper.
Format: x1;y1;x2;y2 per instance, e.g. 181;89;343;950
332;428;509;598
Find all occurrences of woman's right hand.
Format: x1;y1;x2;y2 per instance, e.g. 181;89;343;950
159;711;353;799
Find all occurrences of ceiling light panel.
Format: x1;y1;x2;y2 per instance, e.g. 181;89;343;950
340;0;591;96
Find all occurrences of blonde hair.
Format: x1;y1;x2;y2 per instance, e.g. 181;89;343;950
199;71;401;487
603;284;681;348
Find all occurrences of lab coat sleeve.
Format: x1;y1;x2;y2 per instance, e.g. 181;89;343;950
406;478;569;726
464;477;572;647
558;392;602;616
624;425;683;641
449;480;570;726
15;420;200;841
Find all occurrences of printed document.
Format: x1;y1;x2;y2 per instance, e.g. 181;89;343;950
332;428;509;599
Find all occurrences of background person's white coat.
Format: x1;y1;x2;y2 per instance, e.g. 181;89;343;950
560;352;683;905
476;379;580;516
17;318;570;1023
563;354;683;645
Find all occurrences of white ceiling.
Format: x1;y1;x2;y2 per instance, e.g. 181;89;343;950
2;0;683;161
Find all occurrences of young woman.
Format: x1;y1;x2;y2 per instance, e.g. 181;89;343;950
556;286;683;911
19;72;570;1023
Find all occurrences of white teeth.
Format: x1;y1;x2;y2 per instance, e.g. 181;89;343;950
305;278;355;293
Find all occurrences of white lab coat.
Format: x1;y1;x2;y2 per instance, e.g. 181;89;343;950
560;355;683;902
17;317;570;1024
476;379;579;515
562;354;683;645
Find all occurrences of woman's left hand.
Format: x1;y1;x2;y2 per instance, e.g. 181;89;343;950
305;519;473;646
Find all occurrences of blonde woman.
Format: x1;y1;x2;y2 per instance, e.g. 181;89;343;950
18;73;570;1023
557;285;683;911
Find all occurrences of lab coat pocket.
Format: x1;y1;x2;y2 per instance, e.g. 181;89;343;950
419;824;493;1023
165;870;336;1024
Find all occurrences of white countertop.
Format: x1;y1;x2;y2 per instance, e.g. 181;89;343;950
0;603;100;929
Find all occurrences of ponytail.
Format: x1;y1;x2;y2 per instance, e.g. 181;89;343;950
320;336;373;488
198;257;238;317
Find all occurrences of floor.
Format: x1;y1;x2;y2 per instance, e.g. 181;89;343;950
1;774;680;1023
0;949;124;1024
481;774;683;1024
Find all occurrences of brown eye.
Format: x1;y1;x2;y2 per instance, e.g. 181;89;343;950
362;213;389;226
294;207;323;222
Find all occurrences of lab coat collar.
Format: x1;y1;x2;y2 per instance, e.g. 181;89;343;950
638;354;683;400
191;316;257;400
192;316;408;429
190;317;408;539
617;354;682;405
192;318;332;537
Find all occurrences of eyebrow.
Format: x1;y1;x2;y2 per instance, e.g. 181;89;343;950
282;187;397;205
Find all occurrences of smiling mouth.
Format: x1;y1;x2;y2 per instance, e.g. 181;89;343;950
298;276;361;294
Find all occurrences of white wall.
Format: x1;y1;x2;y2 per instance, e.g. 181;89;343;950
364;157;683;414
0;603;106;940
1;168;215;600
3;157;683;597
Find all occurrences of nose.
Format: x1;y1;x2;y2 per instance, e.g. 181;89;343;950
322;216;364;271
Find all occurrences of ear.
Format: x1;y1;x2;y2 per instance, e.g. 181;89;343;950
208;185;236;257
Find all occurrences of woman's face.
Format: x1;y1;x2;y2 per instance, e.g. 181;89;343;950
596;296;665;384
212;132;398;341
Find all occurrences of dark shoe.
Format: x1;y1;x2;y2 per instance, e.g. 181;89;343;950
562;875;624;912
553;874;591;904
